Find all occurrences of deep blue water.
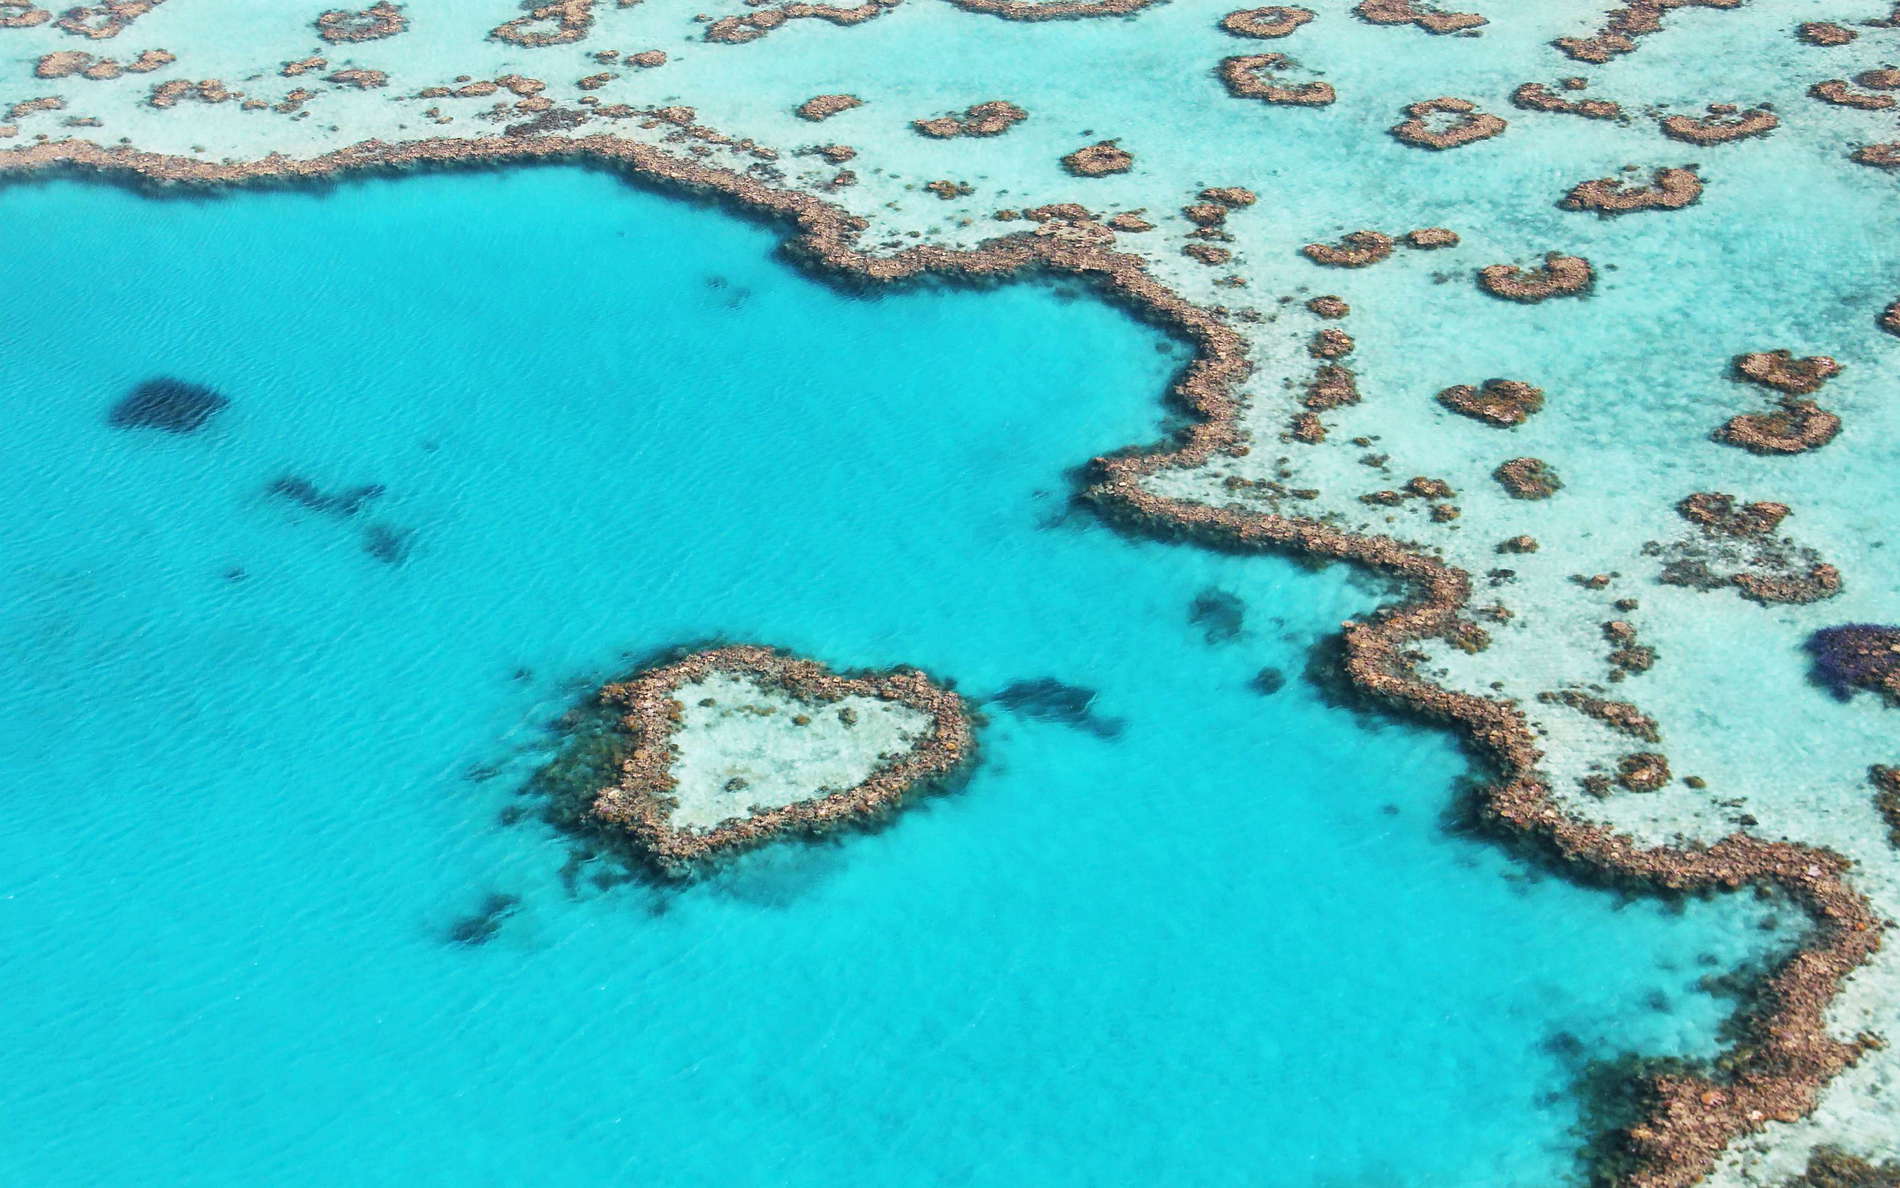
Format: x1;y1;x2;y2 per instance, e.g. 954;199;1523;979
0;167;1785;1185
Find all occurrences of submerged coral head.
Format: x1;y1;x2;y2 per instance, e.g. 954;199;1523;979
1805;625;1900;704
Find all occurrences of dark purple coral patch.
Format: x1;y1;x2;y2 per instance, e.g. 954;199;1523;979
1806;624;1900;703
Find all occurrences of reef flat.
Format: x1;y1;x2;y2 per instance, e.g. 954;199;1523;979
5;0;1899;1182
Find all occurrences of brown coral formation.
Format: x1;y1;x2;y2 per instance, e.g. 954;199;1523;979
1219;6;1312;37
590;646;974;872
0;3;52;28
1390;97;1507;149
1303;230;1393;267
1797;21;1856;46
327;68;388;88
1811;80;1895;111
1882;299;1900;337
1661;105;1778;144
796;93;862;121
1302;363;1359;410
1541;690;1661;742
53;0;163;39
1437;379;1544;427
1851;143;1900;169
1562;166;1703;214
1678;492;1790;537
147;79;238;109
942;0;1162;17
1062;139;1133;177
1511;81;1623;120
5;95;62;121
1716;401;1841;454
491;0;594;46
1352;0;1485;34
1405;227;1458;248
316;1;405;43
705;1;895;43
0;128;1884;1188
912;100;1027;138
36;48;171;78
1477;252;1594;302
1617;751;1672;791
1555;0;1743;64
1874;768;1900;850
1735;350;1842;396
1219;53;1335;106
1309;327;1355;358
1306;295;1349;318
1494;457;1561;499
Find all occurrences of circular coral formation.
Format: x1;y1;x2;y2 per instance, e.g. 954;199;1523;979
1306;295;1350;318
493;0;595;46
1390;97;1507;149
796;93;863;121
1062;139;1134;176
1798;21;1856;45
1511;81;1621;120
1661;105;1778;144
1219;5;1313;37
1219;54;1336;106
1735;350;1841;395
1477;252;1593;302
1561;166;1703;214
705;1;895;44
1406;227;1459;248
1352;0;1485;34
1494;457;1562;499
1717;400;1841;454
590;646;976;873
317;0;406;43
1302;230;1393;267
1437;379;1544;426
912;99;1027;138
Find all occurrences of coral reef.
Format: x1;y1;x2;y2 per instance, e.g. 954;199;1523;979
1540;690;1661;742
1660;105;1777;144
1735;350;1841;396
1555;0;1743;64
1796;22;1856;46
590;645;975;872
1811;80;1894;111
1512;80;1622;120
942;0;1163;18
1303;230;1393;267
0;4;53;28
53;0;164;39
706;1;896;43
35;48;172;78
1306;295;1349;317
317;1;405;44
1062;139;1133;176
1352;0;1485;35
1561;167;1703;215
1405;227;1458;248
1437;379;1544;426
1218;54;1335;106
1807;627;1900;705
1390;97;1507;149
796;93;862;121
1218;6;1313;38
1493;457;1562;499
1874;769;1900;851
1850;143;1900;169
1716;400;1842;455
1477;252;1593;302
0;122;1885;1188
912;100;1027;138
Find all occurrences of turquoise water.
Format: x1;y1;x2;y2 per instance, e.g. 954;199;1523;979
0;168;1786;1185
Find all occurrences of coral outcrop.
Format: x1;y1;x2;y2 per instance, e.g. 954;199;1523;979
1062;139;1133;176
1389;97;1507;149
1352;0;1485;34
1660;104;1777;144
1561;166;1703;214
1807;626;1900;705
1219;54;1335;106
1494;457;1562;499
1477;252;1593;301
317;1;405;43
912;100;1027;138
1303;230;1393;267
1437;379;1545;426
1219;6;1313;38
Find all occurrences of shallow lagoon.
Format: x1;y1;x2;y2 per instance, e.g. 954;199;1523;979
0;168;1789;1185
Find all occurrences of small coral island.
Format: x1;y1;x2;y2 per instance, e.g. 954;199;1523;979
577;645;975;874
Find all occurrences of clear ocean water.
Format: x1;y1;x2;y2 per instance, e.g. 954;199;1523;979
0;167;1790;1185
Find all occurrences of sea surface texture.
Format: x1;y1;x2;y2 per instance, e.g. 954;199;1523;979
1;1;1897;1185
